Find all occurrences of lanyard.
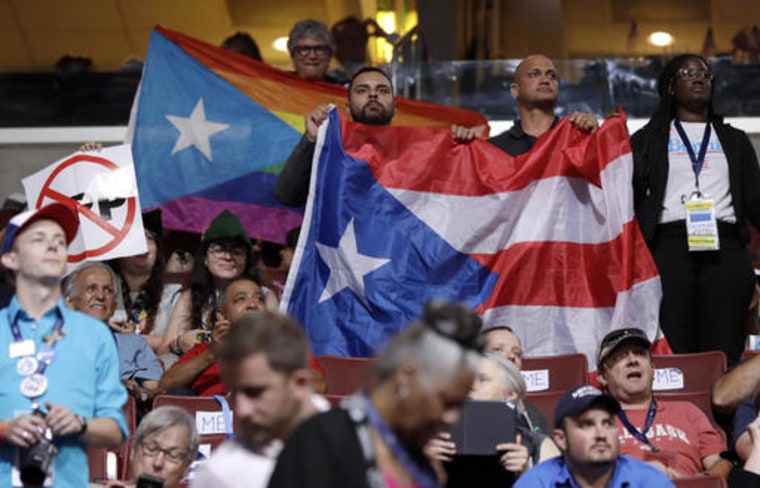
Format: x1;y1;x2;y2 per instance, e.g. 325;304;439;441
10;312;65;376
365;401;438;488
617;399;658;451
674;119;712;194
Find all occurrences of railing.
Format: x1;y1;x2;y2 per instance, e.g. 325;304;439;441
1;56;759;128
391;57;760;119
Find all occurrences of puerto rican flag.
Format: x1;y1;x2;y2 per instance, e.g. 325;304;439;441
281;109;668;365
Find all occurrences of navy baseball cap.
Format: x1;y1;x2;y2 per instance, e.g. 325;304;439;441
554;385;621;428
2;203;79;254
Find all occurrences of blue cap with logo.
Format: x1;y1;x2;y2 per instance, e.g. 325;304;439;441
554;385;621;428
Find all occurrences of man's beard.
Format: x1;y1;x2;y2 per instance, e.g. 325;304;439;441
351;103;394;126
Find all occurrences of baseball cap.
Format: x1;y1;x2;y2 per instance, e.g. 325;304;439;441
596;327;652;370
2;203;79;254
554;385;621;428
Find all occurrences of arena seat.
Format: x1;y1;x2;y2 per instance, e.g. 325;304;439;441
88;396;137;482
317;355;371;396
651;351;727;393
523;390;565;425
521;353;589;393
673;474;726;487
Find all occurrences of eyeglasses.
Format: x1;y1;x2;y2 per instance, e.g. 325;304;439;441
207;244;247;259
292;45;331;58
139;442;188;464
675;68;713;81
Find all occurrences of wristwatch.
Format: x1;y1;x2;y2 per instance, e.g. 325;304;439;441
75;415;88;436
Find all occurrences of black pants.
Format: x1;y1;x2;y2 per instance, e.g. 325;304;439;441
651;222;755;366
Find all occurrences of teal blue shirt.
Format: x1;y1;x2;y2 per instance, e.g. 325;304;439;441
0;297;128;487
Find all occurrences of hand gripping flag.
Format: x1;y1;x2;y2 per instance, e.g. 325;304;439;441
130;26;487;243
282;109;668;365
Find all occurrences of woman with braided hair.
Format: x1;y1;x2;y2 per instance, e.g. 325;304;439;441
631;53;760;365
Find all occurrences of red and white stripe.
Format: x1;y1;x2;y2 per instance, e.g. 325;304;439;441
342;115;666;369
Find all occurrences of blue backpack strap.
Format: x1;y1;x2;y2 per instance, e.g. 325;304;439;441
212;394;235;439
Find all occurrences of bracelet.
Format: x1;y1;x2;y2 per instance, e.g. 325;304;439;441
0;420;10;442
75;415;88;436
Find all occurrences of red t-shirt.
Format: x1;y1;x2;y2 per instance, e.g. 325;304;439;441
174;343;224;396
616;399;725;475
174;343;325;397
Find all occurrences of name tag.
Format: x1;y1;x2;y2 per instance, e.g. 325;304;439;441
8;340;34;359
684;198;719;251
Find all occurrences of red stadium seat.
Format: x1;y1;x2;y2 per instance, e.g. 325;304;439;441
651;351;727;393
521;353;589;393
524;390;565;425
673;474;726;488
88;395;138;482
656;389;723;432
317;355;371;396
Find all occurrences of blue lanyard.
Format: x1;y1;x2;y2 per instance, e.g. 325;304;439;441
617;399;658;451
364;401;438;488
212;394;235;440
674;119;712;194
9;310;65;375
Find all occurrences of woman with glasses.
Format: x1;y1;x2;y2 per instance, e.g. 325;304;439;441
162;210;261;365
631;54;760;366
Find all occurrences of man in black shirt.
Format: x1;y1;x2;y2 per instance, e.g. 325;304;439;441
488;54;598;156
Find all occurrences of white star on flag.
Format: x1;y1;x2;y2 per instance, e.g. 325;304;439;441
315;218;390;306
166;98;229;161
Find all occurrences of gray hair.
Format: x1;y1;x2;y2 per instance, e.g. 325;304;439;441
62;261;117;298
483;352;527;415
287;19;335;54
372;322;480;392
484;353;526;398
132;406;199;465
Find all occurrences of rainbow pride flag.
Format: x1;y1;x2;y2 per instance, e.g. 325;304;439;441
131;26;487;243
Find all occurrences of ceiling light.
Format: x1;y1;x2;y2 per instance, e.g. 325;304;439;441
647;31;674;47
272;37;288;53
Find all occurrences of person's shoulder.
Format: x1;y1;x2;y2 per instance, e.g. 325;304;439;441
630;120;659;142
289;406;351;441
513;456;562;486
62;307;112;336
713;118;752;141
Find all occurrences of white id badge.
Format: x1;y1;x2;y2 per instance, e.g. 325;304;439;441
8;340;35;359
684;197;719;251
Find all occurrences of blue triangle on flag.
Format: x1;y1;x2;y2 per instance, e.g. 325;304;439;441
132;29;301;208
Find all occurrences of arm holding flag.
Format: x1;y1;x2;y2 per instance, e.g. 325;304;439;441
275;104;332;207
